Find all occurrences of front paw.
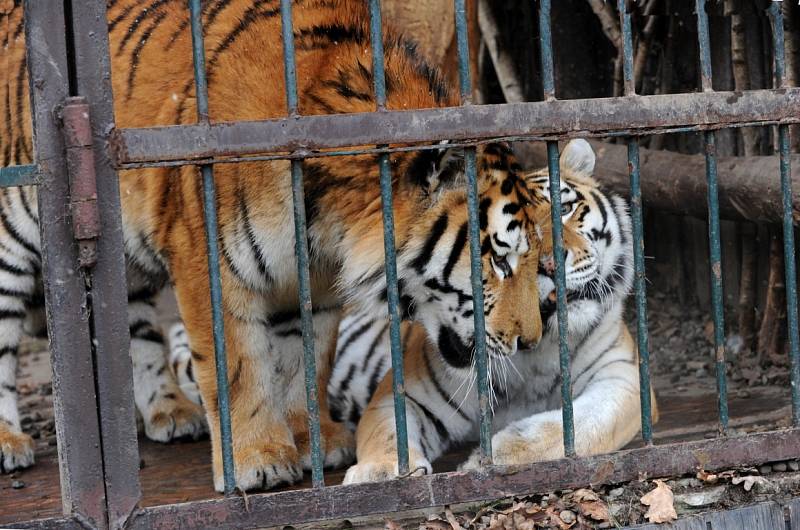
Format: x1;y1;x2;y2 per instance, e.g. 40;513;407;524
296;419;355;471
0;424;35;473
342;457;432;484
143;394;207;442
215;441;303;493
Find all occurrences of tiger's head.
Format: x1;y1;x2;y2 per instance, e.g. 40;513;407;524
397;142;544;368
525;139;633;338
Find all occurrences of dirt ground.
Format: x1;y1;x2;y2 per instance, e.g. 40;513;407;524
1;286;797;527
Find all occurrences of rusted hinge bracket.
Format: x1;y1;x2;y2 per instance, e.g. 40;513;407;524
60;96;100;268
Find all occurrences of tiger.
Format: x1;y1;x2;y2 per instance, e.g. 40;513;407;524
0;0;544;490
325;139;659;483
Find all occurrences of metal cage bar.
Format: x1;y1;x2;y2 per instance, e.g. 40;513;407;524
68;1;142;525
618;0;653;444
187;0;237;495
695;0;729;435
0;164;39;188
23;0;107;526
278;0;326;487
367;0;411;474
453;0;492;464
769;2;800;425
537;0;575;457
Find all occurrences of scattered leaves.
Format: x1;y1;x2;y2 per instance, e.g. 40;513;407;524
731;475;771;492
640;480;678;524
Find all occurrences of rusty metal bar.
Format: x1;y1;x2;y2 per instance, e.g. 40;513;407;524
695;0;729;435
125;428;800;529
67;0;143;524
768;2;800;426
23;0;107;527
618;0;652;444
110;88;800;165
6;516;90;530
61;97;100;269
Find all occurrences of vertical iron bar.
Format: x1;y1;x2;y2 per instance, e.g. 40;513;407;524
368;0;410;474
68;0;142;525
696;0;728;434
280;0;324;487
769;2;800;424
618;0;652;443
538;0;574;457
454;0;491;464
24;0;107;526
188;0;236;494
537;0;555;101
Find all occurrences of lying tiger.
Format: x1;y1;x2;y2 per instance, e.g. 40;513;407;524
327;139;659;482
0;0;544;489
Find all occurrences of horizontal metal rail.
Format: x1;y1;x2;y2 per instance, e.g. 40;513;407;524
110;88;800;165
0;163;39;187
116;429;800;529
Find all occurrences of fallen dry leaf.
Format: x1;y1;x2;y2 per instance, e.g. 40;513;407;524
640;480;678;524
696;469;718;484
578;500;610;522
385;519;403;530
570;488;600;503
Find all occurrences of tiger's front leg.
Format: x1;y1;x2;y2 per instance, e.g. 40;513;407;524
285;307;355;471
175;279;306;491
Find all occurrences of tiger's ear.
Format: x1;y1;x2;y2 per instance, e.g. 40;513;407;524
559;139;595;176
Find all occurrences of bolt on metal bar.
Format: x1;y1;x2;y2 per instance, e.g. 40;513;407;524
618;0;652;444
769;2;800;425
0;164;39;187
188;0;236;495
538;0;575;457
279;0;325;487
367;0;410;474
695;0;729;435
454;0;491;464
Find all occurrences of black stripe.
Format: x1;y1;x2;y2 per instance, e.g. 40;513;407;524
0;309;25;320
0;346;17;358
337;319;376;357
18;188;37;224
360;321;389;372
206;3;281;78
407;393;449;445
294;23;367;50
583;358;636;388
239;187;274;284
108;0;149;34
422;347;470;423
0;286;29;299
0;196;38;257
410;213;448;274
442;223;467;282
125;8;170;99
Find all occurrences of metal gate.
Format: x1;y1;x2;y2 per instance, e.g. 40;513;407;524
8;0;800;528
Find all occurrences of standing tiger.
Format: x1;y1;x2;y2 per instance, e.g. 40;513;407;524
326;140;659;482
0;0;544;490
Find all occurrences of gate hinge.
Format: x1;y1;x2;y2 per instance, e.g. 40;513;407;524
60;96;100;269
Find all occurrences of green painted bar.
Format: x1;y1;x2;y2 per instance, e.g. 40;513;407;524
279;0;325;487
188;0;236;495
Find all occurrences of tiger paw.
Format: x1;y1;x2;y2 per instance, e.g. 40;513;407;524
297;419;355;471
215;442;303;493
0;424;34;473
143;393;207;443
342;457;431;484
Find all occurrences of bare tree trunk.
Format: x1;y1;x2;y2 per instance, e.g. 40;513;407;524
738;223;758;352
477;0;524;103
758;231;787;365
